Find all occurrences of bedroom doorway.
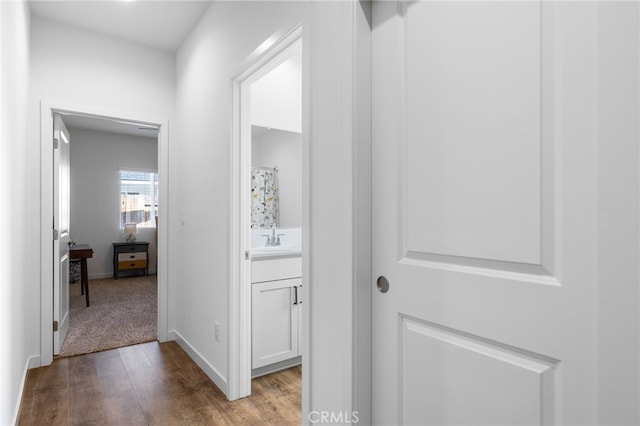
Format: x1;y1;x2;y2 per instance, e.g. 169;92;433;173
58;114;159;357
39;103;170;366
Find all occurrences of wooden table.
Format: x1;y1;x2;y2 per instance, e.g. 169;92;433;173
70;244;94;307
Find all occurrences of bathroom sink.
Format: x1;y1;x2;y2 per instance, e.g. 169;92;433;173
252;245;301;258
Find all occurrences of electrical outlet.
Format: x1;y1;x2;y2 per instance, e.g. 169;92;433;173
214;322;220;342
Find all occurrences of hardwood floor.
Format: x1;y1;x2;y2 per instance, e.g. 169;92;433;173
18;341;301;425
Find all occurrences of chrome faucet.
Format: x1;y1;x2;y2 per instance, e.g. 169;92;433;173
261;226;279;247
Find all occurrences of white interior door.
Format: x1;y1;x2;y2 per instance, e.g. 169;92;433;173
372;2;600;424
53;113;70;354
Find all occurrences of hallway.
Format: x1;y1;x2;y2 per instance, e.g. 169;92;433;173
18;341;301;425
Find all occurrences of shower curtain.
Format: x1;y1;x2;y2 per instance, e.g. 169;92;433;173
251;167;279;229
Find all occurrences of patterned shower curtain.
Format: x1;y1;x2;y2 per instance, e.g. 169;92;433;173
251;167;279;229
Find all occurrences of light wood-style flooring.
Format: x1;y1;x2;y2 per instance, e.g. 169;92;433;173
18;341;301;425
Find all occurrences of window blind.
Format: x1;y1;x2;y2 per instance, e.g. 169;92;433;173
120;170;158;228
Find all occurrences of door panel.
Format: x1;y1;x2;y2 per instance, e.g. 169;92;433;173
372;2;597;424
404;1;542;265
401;317;555;426
53;113;70;354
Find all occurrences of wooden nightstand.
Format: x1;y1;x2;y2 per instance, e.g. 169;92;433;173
112;242;150;279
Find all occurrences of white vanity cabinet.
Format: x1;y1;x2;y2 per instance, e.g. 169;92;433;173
252;277;302;369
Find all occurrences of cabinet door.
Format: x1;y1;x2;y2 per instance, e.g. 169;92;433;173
252;279;299;368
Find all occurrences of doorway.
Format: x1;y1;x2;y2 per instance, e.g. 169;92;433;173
60;114;159;357
39;103;170;366
229;25;304;401
249;49;302;375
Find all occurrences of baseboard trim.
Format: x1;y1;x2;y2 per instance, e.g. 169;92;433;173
169;330;229;397
28;355;41;369
85;270;158;280
13;355;39;425
252;356;301;378
87;272;112;280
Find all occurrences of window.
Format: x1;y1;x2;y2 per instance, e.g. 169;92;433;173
120;170;158;228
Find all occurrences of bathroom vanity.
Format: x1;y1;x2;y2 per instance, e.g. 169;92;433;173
251;228;302;374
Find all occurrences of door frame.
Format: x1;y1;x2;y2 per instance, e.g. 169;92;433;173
39;100;170;366
229;25;304;401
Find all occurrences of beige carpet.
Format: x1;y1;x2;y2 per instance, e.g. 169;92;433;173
59;275;157;357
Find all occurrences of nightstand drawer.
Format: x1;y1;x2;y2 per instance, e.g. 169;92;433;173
118;244;146;253
118;252;147;262
119;260;147;270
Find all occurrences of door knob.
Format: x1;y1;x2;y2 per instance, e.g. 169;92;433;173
377;276;389;293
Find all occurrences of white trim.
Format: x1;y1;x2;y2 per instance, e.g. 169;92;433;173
170;330;228;395
300;9;312;422
86;271;158;280
39;100;171;366
39;101;54;366
229;25;303;401
12;355;39;426
156;119;170;343
350;2;373;424
27;356;41;370
251;355;302;379
303;2;370;422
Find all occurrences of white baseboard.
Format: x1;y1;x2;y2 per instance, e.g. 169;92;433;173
169;330;229;397
13;355;39;425
86;270;157;280
27;355;41;369
252;356;301;378
87;272;112;279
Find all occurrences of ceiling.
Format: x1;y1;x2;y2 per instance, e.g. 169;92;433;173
30;0;212;138
61;114;159;139
28;0;213;52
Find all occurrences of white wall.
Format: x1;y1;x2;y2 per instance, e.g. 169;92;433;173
251;51;302;133
69;128;158;278
11;3;640;426
174;0;305;395
28;16;175;362
0;1;31;424
252;127;301;228
29;16;175;120
175;2;374;422
22;4;370;422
